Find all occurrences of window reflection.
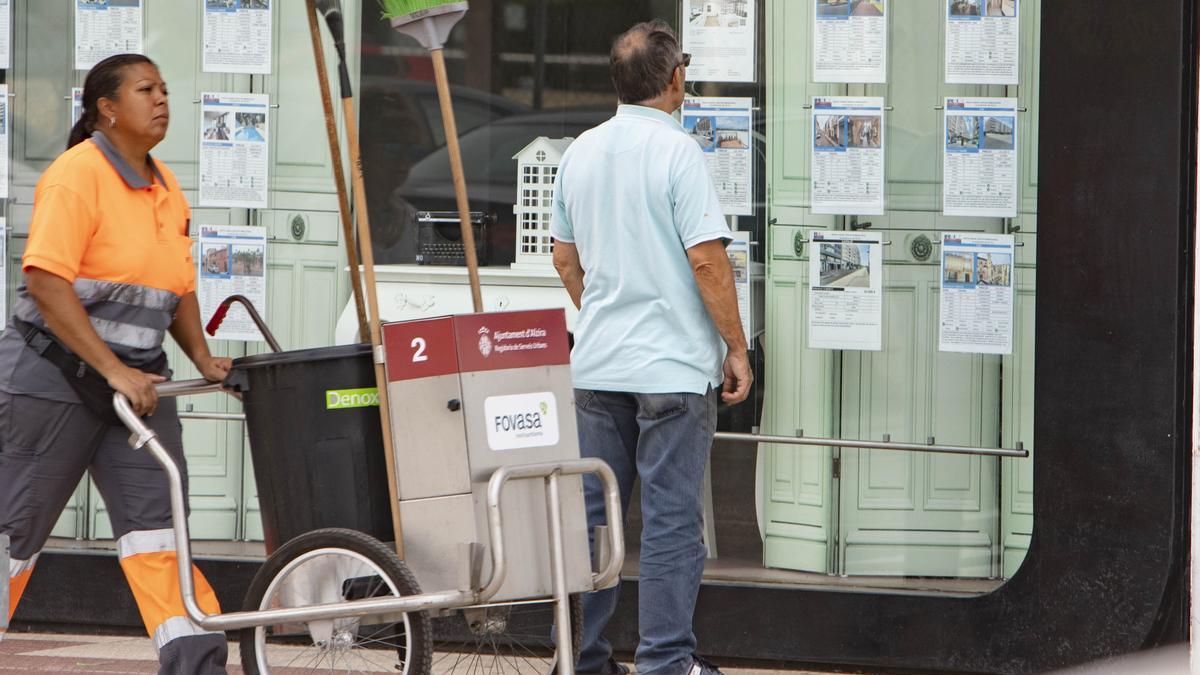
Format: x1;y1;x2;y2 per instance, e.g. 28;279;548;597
359;0;678;266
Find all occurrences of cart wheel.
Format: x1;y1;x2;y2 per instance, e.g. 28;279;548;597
431;594;583;674
239;528;432;675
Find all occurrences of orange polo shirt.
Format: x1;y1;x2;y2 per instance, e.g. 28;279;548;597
22;131;195;296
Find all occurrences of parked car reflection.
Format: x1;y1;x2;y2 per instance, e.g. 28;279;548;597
375;108;611;265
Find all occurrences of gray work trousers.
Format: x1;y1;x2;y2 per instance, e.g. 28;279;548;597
0;391;228;675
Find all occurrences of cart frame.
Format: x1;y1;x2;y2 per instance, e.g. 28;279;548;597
114;378;625;675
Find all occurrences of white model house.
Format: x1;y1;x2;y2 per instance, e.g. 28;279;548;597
512;136;574;269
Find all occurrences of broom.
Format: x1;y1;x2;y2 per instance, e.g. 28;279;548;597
311;0;406;559
379;0;484;313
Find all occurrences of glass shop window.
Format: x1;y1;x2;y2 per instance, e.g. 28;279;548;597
358;0;1039;594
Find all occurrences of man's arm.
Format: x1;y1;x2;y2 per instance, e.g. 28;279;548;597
686;239;752;404
552;240;585;310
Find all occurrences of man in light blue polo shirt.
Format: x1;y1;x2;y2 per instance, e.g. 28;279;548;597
551;19;751;675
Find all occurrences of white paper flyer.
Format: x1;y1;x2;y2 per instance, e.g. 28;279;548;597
813;0;887;83
0;85;10;201
71;87;84;127
682;0;756;83
728;231;753;348
203;0;273;75
945;0;1019;85
0;221;7;323
811;96;884;215
683;97;753;217
808;230;882;351
199;92;269;209
0;0;11;71
74;0;143;71
938;232;1014;354
943;97;1017;217
198;224;268;342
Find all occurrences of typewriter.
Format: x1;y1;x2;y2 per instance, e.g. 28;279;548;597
415;211;492;266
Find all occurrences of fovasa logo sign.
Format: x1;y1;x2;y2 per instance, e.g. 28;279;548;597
484;392;559;451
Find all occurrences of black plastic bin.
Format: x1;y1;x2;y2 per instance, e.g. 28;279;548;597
225;344;393;554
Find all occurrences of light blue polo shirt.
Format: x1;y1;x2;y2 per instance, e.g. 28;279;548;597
551;104;731;395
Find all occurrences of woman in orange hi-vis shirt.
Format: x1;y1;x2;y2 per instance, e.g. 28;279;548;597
0;54;231;674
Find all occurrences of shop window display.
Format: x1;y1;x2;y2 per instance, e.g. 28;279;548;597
358;0;1039;591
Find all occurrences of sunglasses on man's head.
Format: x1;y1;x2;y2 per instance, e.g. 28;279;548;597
679;52;692;68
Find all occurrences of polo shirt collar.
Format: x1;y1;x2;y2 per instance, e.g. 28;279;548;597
90;130;166;189
616;104;683;130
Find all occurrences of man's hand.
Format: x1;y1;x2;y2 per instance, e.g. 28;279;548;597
722;349;752;404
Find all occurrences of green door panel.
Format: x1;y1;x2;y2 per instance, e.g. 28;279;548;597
838;242;1000;577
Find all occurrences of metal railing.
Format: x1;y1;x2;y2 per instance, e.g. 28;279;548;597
178;410;1029;459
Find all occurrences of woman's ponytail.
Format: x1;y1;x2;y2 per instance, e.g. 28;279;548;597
67;110;93;149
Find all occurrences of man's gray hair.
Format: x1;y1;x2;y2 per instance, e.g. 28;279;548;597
610;20;682;105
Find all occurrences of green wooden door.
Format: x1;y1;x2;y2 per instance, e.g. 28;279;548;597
762;0;1040;577
758;0;841;572
837;228;1000;578
89;1;248;541
761;227;838;572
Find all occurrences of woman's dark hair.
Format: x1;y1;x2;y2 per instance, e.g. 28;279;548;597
68;53;157;149
610;20;682;105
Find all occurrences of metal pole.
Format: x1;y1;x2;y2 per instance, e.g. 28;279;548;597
303;0;369;342
545;472;575;675
714;431;1028;458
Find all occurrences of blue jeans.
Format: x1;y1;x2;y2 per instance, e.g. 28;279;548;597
574;387;717;675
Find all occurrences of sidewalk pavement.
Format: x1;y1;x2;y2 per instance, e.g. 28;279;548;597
0;631;859;675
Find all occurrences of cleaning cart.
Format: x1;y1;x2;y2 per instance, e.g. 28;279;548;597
115;304;622;675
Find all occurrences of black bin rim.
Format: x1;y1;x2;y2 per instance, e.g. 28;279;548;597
231;343;372;370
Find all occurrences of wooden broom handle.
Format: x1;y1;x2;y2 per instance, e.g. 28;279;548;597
341;93;406;559
430;48;484;313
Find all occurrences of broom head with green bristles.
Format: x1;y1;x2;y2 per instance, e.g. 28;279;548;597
379;0;468;50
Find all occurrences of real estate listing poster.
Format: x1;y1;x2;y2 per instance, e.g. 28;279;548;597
0;85;10;201
682;0;756;83
728;231;753;348
945;0;1018;84
198;224;268;342
203;0;272;75
199;92;269;208
811;96;885;215
938;232;1014;354
813;0;887;83
71;87;83;126
808;230;882;351
0;0;11;71
75;0;143;71
683;97;753;217
943;97;1018;217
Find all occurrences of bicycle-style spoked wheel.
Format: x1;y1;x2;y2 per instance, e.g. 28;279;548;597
431;594;582;674
239;528;432;674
